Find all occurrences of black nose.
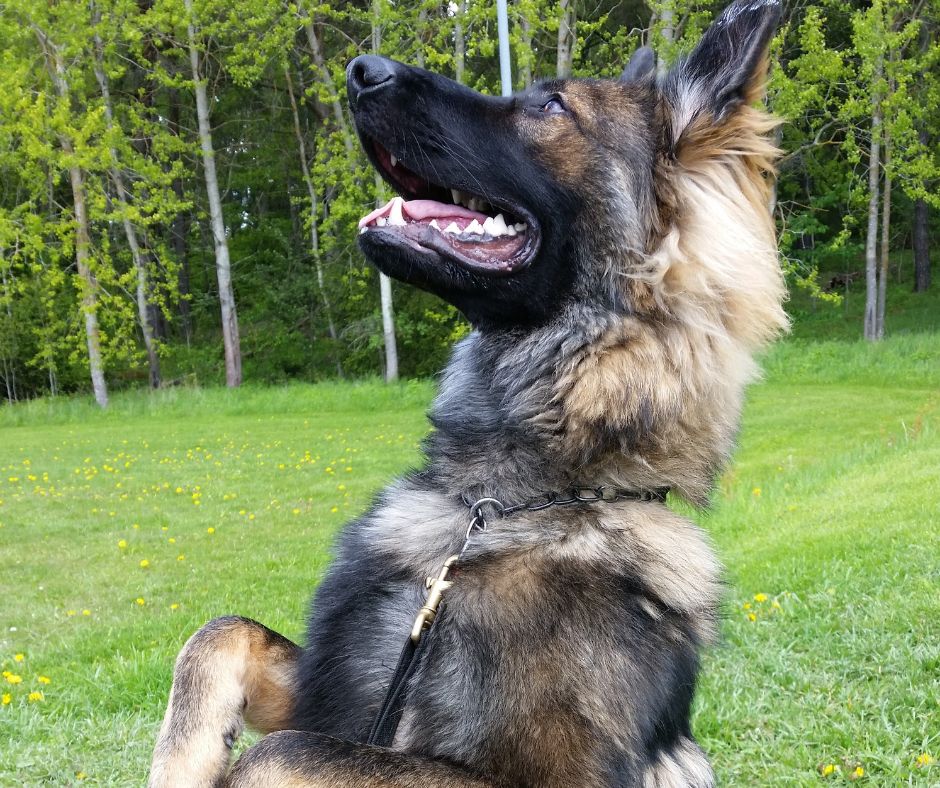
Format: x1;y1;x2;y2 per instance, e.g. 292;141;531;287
347;55;397;104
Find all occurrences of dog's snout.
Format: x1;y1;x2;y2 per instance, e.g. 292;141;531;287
347;56;398;104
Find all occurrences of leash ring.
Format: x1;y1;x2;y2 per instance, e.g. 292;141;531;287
467;497;504;521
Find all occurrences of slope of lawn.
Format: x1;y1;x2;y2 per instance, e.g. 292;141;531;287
1;298;938;784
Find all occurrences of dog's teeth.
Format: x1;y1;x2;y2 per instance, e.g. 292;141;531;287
390;154;398;167
444;222;460;234
492;214;509;235
388;197;407;226
359;227;367;234
429;219;440;230
376;217;387;227
482;217;497;235
451;189;462;205
466;219;484;235
506;225;517;237
514;222;526;232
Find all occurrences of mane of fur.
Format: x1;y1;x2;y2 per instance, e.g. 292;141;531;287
551;85;787;503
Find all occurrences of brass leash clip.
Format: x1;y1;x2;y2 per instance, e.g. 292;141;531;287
410;555;458;644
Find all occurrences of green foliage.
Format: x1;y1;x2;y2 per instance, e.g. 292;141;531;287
0;0;938;399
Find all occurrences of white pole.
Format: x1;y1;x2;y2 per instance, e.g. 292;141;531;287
496;0;512;96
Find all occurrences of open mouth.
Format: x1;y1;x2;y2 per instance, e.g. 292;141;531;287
358;141;539;276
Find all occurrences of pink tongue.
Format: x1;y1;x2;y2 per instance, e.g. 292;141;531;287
358;197;489;228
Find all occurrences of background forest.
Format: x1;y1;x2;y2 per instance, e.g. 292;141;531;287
0;0;937;404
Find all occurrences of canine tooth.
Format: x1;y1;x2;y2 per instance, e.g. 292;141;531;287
492;214;509;235
429;219;441;230
376;217;387;227
390;154;398;167
444;222;460;234
388;197;406;226
482;217;497;235
359;227;367;234
466;219;484;235
451;189;461;205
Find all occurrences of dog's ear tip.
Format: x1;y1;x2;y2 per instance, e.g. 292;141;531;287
620;46;656;84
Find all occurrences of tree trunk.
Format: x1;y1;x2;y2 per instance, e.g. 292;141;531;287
863;57;883;342
168;90;193;342
285;66;342;376
415;6;428;68
519;12;533;87
185;0;241;386
91;18;161;388
303;17;355;157
37;27;109;407
0;265;17;403
913;132;931;291
454;0;466;84
556;0;576;78
657;2;674;77
372;3;399;382
876;132;891;339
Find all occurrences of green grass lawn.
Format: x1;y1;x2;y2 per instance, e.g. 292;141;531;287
1;329;939;784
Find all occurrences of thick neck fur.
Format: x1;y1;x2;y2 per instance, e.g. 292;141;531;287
426;106;786;508
426;303;735;507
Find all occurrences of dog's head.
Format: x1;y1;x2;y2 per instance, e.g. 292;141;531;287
348;0;786;346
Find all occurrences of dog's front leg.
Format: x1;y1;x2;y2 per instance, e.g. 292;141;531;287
149;616;301;788
225;730;494;788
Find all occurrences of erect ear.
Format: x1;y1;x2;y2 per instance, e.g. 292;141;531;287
620;46;655;83
667;0;781;125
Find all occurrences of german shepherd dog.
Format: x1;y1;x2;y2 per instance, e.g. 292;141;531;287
149;1;786;784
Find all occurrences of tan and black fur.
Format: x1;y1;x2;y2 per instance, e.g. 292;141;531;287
150;1;787;785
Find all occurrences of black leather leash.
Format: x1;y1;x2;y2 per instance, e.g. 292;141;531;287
365;485;669;748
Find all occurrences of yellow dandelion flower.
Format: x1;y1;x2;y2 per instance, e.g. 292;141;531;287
168;537;176;544
915;753;934;768
5;674;22;685
161;526;168;531
76;772;87;781
752;487;761;497
28;691;43;702
13;654;24;662
292;508;301;515
175;487;183;494
132;523;140;530
1;693;10;705
207;527;215;534
118;539;127;549
747;613;757;622
821;764;836;776
743;602;752;610
37;676;50;684
136;597;145;606
66;610;76;617
177;554;185;561
170;603;180;611
852;766;864;778
139;559;150;569
331;506;339;513
754;593;768;603
81;609;91;617
248;514;255;521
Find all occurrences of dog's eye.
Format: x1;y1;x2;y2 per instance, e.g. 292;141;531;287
540;98;567;115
